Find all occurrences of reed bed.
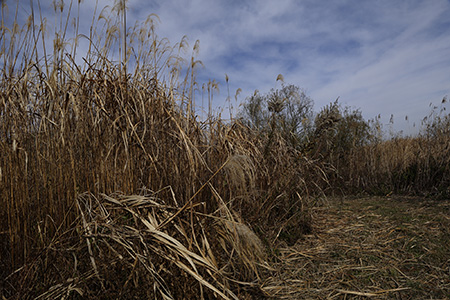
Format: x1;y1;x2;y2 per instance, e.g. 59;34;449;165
305;100;450;198
341;133;450;197
1;1;449;299
0;1;319;298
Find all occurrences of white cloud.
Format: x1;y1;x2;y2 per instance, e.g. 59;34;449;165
6;0;450;134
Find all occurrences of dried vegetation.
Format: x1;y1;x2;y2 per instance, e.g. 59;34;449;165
1;1;449;299
0;1;317;298
265;196;450;299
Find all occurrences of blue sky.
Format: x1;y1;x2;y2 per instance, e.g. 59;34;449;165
5;0;450;134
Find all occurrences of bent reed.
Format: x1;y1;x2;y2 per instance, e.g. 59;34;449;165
0;1;318;299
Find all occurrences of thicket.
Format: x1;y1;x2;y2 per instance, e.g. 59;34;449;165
240;85;450;198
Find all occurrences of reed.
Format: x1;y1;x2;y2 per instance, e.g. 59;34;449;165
308;100;450;197
0;1;316;298
2;1;448;298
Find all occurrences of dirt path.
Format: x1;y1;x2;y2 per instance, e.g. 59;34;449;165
263;196;450;299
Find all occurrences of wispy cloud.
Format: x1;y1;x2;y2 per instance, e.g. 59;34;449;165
6;0;450;134
144;0;450;134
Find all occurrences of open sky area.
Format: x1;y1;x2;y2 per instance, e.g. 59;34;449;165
4;0;450;135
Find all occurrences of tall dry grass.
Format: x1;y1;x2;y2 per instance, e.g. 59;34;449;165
345;130;450;197
308;100;450;197
3;0;446;298
0;1;317;298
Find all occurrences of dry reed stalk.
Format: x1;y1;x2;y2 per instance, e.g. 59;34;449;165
1;3;311;298
53;191;269;300
3;0;448;297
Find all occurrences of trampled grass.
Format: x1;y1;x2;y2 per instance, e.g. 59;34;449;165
265;196;450;299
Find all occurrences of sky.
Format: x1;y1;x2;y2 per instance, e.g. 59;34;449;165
4;0;450;135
